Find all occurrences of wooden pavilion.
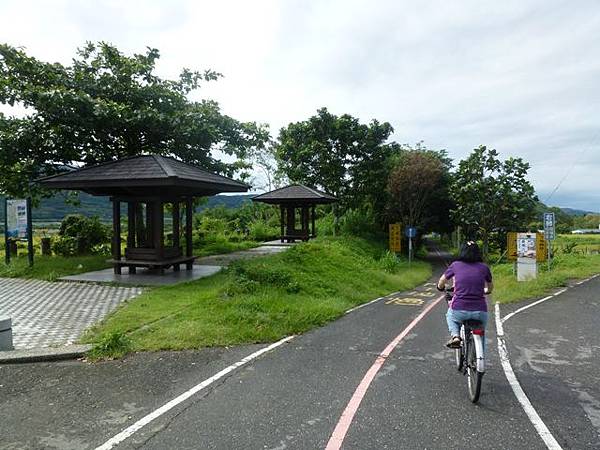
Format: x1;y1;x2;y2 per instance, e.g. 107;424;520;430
252;185;337;242
39;155;248;274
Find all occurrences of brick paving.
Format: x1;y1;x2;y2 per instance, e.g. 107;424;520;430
0;278;141;349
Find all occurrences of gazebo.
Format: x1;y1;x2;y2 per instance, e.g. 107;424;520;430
39;155;248;274
252;185;337;242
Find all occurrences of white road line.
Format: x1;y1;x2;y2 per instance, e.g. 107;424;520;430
95;336;295;450
501;295;553;323
495;303;562;450
345;297;383;314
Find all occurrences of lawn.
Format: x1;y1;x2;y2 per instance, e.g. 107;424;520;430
492;253;600;303
83;236;432;355
0;254;110;281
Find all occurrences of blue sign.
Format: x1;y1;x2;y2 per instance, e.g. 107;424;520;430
543;212;555;241
405;227;417;238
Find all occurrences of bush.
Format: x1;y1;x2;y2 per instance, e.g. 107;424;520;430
248;221;278;242
52;215;110;256
378;250;403;273
88;331;132;360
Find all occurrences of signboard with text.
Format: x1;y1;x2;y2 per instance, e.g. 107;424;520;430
389;223;401;252
6;199;28;238
543;212;556;241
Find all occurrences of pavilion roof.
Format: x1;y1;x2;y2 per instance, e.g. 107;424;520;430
37;155;248;198
252;184;337;205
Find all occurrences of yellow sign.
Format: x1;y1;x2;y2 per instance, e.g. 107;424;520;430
536;232;547;262
507;232;517;261
389;223;401;252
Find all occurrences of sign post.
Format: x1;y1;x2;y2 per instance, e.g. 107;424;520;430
3;198;8;265
405;226;417;265
543;212;555;270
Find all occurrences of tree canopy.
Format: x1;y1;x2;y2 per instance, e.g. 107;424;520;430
0;42;269;198
450;145;537;256
274;107;397;220
386;144;453;233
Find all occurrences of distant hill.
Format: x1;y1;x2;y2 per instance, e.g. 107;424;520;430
0;192;256;223
560;207;597;216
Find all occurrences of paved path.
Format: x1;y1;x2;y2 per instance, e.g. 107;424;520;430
1;250;599;449
0;278;141;349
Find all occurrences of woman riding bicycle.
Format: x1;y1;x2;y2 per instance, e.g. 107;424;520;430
437;241;493;349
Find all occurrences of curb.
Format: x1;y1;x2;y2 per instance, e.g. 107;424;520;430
0;344;92;364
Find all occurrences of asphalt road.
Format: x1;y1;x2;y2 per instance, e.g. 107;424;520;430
1;252;599;449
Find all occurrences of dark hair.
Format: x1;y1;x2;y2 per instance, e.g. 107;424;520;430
458;241;483;263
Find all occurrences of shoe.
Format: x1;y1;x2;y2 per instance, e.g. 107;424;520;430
446;336;461;349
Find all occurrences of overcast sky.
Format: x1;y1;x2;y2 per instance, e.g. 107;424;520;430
1;0;599;210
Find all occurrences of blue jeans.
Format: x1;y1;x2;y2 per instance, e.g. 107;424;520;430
446;309;488;351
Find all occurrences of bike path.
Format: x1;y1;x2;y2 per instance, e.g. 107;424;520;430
500;276;600;449
344;296;543;449
102;278;543;449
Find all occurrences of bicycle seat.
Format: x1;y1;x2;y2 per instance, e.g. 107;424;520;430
463;319;483;328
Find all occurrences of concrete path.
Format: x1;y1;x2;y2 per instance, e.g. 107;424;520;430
0;278;141;349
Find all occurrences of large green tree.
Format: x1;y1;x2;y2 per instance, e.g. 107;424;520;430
450;145;537;257
0;42;269;198
274;108;397;224
386;144;453;233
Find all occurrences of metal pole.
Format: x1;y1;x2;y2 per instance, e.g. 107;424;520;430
4;197;9;265
409;236;413;266
26;197;33;267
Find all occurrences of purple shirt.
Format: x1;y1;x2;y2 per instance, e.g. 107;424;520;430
444;261;492;312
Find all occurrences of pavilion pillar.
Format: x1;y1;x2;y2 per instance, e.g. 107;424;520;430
280;205;285;243
185;197;193;270
146;202;154;247
311;205;316;238
301;206;309;241
112;200;122;275
172;201;181;272
152;201;164;259
286;206;295;242
127;202;136;274
136;203;145;247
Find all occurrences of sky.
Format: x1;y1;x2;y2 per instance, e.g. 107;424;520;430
1;0;599;210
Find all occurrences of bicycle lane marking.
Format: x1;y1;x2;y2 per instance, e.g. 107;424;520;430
325;294;444;450
494;274;600;450
495;303;562;450
94;336;295;450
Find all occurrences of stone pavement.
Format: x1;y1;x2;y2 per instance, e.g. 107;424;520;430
0;278;141;350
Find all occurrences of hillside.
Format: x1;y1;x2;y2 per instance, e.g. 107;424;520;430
0;192;256;223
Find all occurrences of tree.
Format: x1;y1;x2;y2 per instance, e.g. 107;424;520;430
274;108;397;226
386;145;453;233
0;42;269;198
450;146;537;257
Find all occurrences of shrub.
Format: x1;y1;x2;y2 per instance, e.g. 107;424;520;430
248;221;278;242
88;331;132;360
52;215;110;256
378;250;402;273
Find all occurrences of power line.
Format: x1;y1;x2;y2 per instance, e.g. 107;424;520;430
544;129;600;204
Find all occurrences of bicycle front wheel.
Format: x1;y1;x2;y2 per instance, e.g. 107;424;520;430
466;337;483;403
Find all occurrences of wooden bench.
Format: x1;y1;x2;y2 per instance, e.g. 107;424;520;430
108;255;197;275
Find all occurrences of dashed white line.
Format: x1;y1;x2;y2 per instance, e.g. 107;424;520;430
95;336;295;450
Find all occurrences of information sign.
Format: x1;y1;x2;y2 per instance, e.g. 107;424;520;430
389;223;401;252
543;212;555;241
536;232;547;262
507;232;517;261
6;199;28;238
405;227;417;238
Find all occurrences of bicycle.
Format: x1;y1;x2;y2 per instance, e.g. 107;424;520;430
444;288;486;403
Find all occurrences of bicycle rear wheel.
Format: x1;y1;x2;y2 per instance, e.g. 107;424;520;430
455;346;463;371
466;336;483;403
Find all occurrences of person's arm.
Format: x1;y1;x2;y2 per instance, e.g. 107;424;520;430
485;281;493;294
437;274;447;291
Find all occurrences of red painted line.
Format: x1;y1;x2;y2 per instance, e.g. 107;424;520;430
325;295;444;450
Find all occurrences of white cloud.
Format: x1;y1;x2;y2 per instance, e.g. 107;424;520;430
1;0;599;208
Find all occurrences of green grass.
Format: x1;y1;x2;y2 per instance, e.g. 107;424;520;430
554;233;600;253
83;236;432;354
492;253;600;303
0;254;110;281
194;239;259;257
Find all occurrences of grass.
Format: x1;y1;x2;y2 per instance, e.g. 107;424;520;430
553;233;600;253
194;239;259;257
83;236;432;354
492;253;600;303
0;254;110;281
